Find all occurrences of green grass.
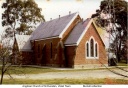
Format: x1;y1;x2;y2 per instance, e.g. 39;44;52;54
117;63;128;66
2;78;128;84
117;60;128;66
0;66;60;75
0;66;95;75
0;65;127;75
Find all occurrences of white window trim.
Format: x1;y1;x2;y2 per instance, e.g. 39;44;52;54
94;42;99;59
86;36;99;59
85;41;89;57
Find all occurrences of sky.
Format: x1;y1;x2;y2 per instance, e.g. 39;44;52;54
0;0;103;34
0;0;127;45
34;0;102;21
0;0;127;47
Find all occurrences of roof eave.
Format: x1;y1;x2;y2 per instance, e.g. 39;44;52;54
76;19;93;46
59;12;79;38
75;19;106;47
92;21;106;47
19;49;33;52
33;36;60;41
64;43;77;46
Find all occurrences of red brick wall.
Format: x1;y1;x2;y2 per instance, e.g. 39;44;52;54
33;38;67;67
22;51;34;65
65;46;77;67
32;16;81;67
74;23;107;65
20;16;107;68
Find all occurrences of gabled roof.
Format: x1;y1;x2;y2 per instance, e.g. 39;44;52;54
30;12;79;40
64;18;91;45
15;35;31;51
93;20;109;48
64;18;105;46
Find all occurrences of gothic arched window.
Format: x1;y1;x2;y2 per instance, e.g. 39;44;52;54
95;43;98;57
90;39;94;57
86;43;89;57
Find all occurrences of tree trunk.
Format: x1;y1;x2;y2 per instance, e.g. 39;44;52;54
0;57;5;84
0;71;4;84
117;33;122;62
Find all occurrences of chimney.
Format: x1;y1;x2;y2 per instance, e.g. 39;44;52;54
59;15;60;19
69;11;71;15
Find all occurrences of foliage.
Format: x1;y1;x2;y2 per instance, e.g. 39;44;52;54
92;0;127;63
1;0;45;36
0;34;25;84
0;34;12;84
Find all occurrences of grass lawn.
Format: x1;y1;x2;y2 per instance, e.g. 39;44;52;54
0;66;60;75
0;66;127;84
0;65;127;75
117;63;128;66
117;59;128;66
2;78;128;84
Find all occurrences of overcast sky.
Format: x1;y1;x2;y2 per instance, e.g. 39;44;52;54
0;0;127;35
0;0;103;34
34;0;102;21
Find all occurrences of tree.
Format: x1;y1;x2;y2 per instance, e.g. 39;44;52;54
0;33;24;84
2;0;45;36
0;0;45;84
0;34;12;84
92;0;127;63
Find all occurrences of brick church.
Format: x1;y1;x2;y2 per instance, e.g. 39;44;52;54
13;12;108;69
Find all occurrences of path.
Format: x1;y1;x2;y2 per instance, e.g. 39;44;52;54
3;68;128;80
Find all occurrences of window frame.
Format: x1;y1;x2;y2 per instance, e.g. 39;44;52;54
86;36;99;59
90;38;94;57
95;42;98;58
38;44;40;58
86;42;89;57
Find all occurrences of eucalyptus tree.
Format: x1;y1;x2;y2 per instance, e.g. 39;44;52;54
2;0;45;36
92;0;127;63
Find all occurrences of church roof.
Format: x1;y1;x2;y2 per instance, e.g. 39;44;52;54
30;12;78;40
64;18;105;46
15;35;31;51
64;18;91;45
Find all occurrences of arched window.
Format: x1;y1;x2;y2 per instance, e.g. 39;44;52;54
38;44;40;58
86;43;89;57
90;39;94;57
51;42;52;58
86;37;99;59
95;43;98;57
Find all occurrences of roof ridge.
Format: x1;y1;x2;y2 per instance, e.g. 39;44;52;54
31;12;79;40
43;12;78;23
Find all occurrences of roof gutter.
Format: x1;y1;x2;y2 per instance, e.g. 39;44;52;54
64;43;77;46
32;36;60;41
